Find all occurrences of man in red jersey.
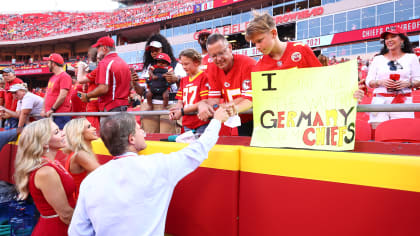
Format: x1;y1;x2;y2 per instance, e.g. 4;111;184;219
197;33;255;136
1;67;24;129
40;53;73;129
80;36;130;112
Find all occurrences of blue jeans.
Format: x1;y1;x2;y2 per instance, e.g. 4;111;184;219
4;118;18;130
0;129;17;152
53;116;71;129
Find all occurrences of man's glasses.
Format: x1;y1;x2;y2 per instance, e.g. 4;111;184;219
209;47;229;60
388;60;403;71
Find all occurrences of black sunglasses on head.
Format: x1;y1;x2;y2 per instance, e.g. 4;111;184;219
387;60;403;71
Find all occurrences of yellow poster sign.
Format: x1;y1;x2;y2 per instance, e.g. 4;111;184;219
251;60;358;151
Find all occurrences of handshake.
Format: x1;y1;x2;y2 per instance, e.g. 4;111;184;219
169;102;240;125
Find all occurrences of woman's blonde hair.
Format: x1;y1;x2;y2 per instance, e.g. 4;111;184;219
63;118;96;161
245;10;276;41
14;118;52;199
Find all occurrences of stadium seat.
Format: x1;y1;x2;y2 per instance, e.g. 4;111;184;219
412;89;420;119
355;119;372;141
356;94;373;122
375;118;420;143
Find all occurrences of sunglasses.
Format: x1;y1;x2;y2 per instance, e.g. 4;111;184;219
387;60;403;71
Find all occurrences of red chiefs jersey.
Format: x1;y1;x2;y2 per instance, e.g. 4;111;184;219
253;42;322;72
207;54;255;102
176;71;209;129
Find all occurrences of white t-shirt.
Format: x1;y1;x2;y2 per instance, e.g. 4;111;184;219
16;92;44;118
366;53;420;94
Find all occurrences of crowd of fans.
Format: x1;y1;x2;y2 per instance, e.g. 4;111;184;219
0;12;108;41
0;0;209;41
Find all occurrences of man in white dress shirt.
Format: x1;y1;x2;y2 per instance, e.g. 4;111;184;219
68;109;229;236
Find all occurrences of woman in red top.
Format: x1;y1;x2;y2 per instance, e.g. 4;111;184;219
14;118;75;236
63;118;100;200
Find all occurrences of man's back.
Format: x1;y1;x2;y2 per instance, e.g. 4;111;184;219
96;52;130;111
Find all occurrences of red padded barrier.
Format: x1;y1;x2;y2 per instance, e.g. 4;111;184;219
239;172;420;236
166;168;239;236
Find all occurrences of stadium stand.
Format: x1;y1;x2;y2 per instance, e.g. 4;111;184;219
0;0;209;41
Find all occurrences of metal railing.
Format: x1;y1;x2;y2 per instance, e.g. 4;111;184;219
50;104;420;117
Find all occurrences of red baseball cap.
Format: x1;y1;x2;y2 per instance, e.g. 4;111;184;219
43;53;64;65
155;53;171;64
92;36;115;48
380;26;407;39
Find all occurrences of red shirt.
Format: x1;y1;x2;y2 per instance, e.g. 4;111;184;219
71;84;86;113
96;52;130;111
86;67;99;112
45;72;73;113
0;88;5;104
207;54;255;102
200;54;212;71
4;78;23;111
253;42;322;72
176;71;210;129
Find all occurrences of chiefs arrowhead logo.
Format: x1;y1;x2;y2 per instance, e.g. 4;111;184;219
242;80;250;90
291;52;302;62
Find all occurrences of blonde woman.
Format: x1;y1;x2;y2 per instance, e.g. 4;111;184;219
14;118;75;236
63;118;100;200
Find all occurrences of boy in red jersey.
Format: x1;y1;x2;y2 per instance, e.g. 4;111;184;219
170;49;209;133
197;33;255;136
245;12;321;71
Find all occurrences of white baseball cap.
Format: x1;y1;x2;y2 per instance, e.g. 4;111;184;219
146;41;163;51
9;83;27;92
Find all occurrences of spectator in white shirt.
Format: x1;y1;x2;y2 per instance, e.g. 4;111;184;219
68;108;229;236
0;83;44;128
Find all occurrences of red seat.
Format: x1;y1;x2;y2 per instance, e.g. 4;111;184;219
355;119;372;141
357;94;373;122
375;118;420;143
412;90;420;119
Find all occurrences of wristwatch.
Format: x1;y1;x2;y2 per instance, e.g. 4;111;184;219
51;107;57;112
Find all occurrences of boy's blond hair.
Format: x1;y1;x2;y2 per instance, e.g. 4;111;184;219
179;48;202;63
245;10;276;41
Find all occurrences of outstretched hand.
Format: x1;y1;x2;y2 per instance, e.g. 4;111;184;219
213;106;229;123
